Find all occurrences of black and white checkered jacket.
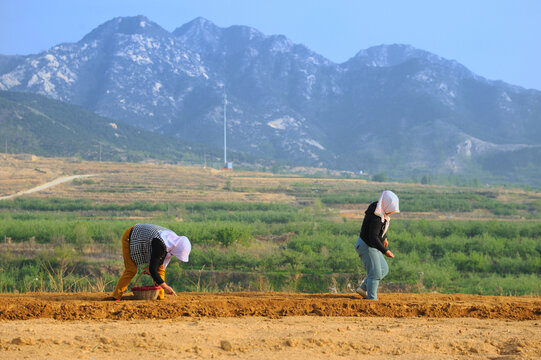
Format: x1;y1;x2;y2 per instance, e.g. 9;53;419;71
129;224;167;266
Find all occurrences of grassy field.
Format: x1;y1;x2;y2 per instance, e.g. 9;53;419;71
1;154;540;296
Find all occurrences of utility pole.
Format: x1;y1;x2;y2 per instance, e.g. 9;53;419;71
223;91;227;167
99;143;102;162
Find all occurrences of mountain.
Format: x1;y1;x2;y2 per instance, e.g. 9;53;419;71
1;16;540;184
0;90;251;165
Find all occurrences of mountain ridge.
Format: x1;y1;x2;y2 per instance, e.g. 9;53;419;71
0;16;540;184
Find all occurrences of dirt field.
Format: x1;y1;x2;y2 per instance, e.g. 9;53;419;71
2;156;541;358
1;154;537;220
1;292;540;359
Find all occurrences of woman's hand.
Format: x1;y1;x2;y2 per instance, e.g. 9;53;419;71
384;250;395;258
383;239;388;248
160;283;177;296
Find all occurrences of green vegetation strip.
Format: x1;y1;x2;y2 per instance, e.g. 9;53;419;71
0;197;540;296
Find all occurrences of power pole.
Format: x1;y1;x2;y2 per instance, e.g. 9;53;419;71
223;91;227;167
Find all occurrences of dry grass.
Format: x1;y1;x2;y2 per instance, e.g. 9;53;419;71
1;154;539;221
0;155;296;204
0;155;383;205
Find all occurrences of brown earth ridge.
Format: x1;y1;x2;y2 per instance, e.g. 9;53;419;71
1;292;539;321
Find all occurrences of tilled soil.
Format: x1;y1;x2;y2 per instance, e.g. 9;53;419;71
1;292;539;320
1;292;540;359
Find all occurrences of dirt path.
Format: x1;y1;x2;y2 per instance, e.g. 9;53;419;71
1;292;539;359
1;292;539;321
1;317;540;359
0;174;94;200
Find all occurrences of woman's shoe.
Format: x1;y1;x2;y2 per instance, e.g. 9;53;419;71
355;287;368;299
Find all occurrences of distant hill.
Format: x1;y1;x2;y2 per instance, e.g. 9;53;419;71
0;90;250;165
1;16;540;185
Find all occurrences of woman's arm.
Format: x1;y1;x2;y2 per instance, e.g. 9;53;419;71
368;217;394;257
367;215;388;254
148;239;166;285
149;239;177;295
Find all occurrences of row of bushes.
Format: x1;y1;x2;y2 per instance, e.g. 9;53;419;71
0;198;294;213
0;217;258;247
3;216;541;248
2;191;539;218
0;197;172;212
319;190;535;217
1;195;540;295
1;246;538;295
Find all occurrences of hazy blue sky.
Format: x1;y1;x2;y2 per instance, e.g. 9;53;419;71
1;0;540;90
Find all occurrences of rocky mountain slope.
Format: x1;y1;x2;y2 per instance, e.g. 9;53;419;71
0;91;238;164
1;16;540;183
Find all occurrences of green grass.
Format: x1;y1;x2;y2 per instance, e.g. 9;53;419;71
0;196;540;295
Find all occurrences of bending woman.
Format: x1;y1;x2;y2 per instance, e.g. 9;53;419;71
355;190;399;300
112;223;191;300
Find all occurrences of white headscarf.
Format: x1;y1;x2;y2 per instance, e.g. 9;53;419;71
373;190;400;235
158;230;192;269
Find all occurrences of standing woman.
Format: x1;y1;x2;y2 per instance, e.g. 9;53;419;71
111;223;191;300
355;190;399;300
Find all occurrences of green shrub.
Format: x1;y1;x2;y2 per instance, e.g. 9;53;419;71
215;225;252;247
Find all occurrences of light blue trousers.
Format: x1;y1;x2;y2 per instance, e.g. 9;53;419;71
355;237;388;300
